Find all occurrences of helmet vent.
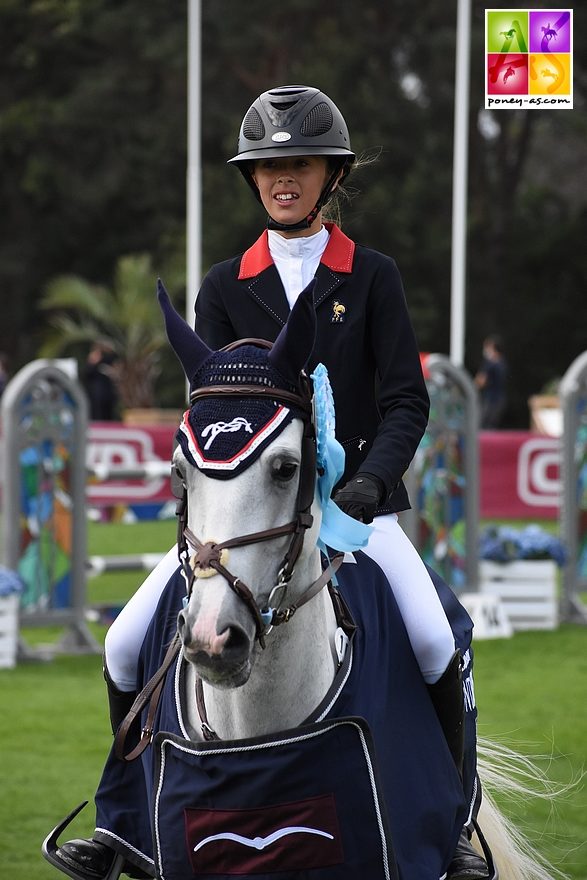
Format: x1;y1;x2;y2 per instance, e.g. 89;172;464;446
270;100;297;111
242;107;265;141
300;102;333;137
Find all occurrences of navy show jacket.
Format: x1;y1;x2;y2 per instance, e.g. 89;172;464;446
195;223;430;514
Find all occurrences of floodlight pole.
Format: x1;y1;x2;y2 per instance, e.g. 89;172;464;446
187;0;202;330
450;0;471;367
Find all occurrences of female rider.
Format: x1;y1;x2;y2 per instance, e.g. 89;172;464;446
55;86;489;880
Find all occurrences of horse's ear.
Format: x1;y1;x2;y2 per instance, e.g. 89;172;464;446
268;280;317;383
157;279;212;384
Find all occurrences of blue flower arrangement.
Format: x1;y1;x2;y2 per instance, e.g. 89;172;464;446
0;566;24;597
479;524;567;567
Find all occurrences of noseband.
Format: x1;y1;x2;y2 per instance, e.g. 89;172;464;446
177;370;328;649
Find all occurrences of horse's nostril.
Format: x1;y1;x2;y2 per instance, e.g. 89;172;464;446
177;609;188;640
223;626;249;656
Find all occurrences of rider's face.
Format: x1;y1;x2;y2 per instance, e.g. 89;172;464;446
251;156;336;237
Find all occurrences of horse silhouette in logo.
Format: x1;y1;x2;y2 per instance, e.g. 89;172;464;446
541;23;557;42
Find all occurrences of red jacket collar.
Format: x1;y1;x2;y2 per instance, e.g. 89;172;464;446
238;223;355;280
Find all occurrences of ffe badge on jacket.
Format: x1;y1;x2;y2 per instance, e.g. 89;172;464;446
331;300;346;323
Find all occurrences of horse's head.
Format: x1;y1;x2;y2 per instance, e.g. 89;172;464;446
159;281;322;689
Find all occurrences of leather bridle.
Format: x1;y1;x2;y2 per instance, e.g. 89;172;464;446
114;344;346;759
176;359;325;650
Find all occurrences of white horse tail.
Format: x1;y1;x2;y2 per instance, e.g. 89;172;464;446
474;737;573;880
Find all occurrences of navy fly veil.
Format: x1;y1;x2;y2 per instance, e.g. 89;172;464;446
158;279;316;479
177;344;305;479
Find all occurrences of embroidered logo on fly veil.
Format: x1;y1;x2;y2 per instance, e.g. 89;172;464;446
201;417;253;450
178;405;292;476
194;825;334;853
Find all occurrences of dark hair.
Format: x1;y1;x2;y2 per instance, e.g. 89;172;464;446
485;334;504;354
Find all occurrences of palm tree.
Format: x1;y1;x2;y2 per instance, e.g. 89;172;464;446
38;254;182;410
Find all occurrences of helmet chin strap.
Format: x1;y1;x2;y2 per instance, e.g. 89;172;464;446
266;166;342;233
266;210;319;233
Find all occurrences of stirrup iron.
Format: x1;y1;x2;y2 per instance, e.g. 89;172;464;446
42;801;126;880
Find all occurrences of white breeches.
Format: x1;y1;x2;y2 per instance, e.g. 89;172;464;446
361;514;456;683
104;546;181;691
105;514;455;691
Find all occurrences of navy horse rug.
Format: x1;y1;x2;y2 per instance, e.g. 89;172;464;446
153;719;396;879
92;552;476;880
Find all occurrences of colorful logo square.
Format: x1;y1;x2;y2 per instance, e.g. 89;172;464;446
487;54;529;94
529;53;571;95
529;10;571;52
486;11;529;53
485;9;573;109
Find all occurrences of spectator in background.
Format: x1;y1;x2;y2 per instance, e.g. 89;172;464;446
84;341;118;420
475;334;508;429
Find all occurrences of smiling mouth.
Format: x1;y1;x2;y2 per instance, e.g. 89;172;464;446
274;193;299;202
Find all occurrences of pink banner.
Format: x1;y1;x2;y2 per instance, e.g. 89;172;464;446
87;423;561;520
87;422;176;506
479;431;560;519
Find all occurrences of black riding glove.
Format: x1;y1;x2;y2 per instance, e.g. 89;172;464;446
333;473;386;524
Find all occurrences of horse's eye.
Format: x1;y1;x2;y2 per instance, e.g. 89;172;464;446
271;458;298;483
171;465;186;498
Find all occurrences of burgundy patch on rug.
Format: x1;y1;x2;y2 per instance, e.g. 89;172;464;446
185;792;344;874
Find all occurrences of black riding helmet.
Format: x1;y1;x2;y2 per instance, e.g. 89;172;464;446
228;85;356;232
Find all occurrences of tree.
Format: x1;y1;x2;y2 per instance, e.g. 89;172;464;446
38;254;180;409
1;1;585;425
0;0;187;367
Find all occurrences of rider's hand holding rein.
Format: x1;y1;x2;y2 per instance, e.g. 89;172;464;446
333;473;385;524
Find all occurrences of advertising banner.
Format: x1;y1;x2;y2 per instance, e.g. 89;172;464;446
479;430;560;518
87;423;560;521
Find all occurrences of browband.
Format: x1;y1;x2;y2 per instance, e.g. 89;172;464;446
189;384;313;417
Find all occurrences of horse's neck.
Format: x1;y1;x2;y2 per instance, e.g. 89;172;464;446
191;559;339;741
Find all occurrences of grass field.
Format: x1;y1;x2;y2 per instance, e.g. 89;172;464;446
1;520;585;879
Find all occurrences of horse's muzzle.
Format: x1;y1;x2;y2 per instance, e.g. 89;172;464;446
178;609;253;686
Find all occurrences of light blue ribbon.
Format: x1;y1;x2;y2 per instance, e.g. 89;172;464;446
311;365;373;553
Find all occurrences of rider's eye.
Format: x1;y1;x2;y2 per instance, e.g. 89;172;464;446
271;458;298;483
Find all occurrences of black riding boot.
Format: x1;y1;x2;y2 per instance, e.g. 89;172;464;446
427;651;490;880
54;837;150;879
53;838;121;880
102;661;137;735
53;666;145;880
